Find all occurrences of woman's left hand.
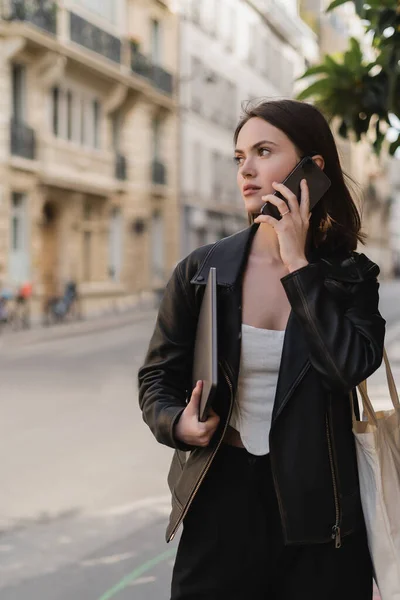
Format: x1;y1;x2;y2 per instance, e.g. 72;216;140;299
254;179;310;273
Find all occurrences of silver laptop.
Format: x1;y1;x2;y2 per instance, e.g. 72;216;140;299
192;267;218;422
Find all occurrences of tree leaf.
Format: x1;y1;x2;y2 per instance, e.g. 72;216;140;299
344;38;364;73
296;65;328;80
326;0;351;12
296;78;332;101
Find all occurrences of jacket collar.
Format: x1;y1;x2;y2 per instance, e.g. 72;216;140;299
190;224;376;287
190;224;259;288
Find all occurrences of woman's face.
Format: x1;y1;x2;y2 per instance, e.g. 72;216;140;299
235;117;301;216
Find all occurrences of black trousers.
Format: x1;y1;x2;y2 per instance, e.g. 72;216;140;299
170;444;373;600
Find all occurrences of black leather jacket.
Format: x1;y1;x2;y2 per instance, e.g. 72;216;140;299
138;224;385;546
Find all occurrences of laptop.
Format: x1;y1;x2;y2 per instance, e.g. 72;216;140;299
192;267;218;422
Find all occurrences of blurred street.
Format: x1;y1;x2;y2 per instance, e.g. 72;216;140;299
0;280;399;600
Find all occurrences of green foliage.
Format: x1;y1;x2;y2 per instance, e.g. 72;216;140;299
297;0;400;155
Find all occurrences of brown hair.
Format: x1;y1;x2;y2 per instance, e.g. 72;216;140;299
234;99;365;256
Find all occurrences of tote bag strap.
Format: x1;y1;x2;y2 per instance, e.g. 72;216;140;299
383;347;400;408
351;347;399;426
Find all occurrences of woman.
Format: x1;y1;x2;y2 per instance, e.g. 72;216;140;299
138;99;386;600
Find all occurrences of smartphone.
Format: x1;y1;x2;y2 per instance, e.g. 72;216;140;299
260;156;331;220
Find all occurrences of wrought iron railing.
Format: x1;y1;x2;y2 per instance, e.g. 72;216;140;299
131;45;173;96
10;119;36;160
70;12;121;64
152;160;166;185
130;49;152;79
152;65;173;95
115;153;127;181
2;0;57;35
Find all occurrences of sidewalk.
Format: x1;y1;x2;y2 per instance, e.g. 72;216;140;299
0;305;157;350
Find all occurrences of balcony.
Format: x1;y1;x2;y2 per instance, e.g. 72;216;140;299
152;65;173;96
131;45;173;96
2;0;57;35
10;119;36;160
115;153;127;180
69;12;121;64
152;160;166;185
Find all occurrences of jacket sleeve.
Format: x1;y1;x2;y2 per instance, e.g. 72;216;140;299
138;260;197;450
281;262;386;392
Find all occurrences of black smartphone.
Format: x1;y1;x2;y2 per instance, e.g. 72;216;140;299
260;156;331;220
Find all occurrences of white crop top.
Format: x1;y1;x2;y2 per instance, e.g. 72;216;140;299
229;323;285;456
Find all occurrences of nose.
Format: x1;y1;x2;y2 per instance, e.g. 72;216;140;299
239;156;256;179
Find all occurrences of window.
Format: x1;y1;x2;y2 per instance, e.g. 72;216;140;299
206;0;216;35
151;19;161;65
83;230;92;281
248;25;256;67
193;142;202;194
151;211;164;281
51;86;102;149
67;90;73;140
152;117;161;160
112;111;121;151
12;64;26;122
80;95;85;145
227;7;235;52
214;0;223;38
191;0;202;24
12;196;22;251
93;99;100;148
225;81;237;129
212;151;221;201
52;87;59;136
263;37;271;77
75;0;116;24
108;207;123;281
83;199;92;220
9;193;29;284
270;46;280;87
191;56;203;114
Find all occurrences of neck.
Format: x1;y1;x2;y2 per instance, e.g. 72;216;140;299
251;223;283;264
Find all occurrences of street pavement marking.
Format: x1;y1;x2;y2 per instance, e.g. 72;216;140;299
97;547;177;600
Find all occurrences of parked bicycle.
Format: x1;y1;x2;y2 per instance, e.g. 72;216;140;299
44;281;82;325
0;282;32;333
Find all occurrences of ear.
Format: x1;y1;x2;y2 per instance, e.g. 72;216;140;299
312;154;325;170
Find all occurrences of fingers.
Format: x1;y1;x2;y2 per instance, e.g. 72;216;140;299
205;409;220;429
299;179;310;221
271;182;299;214
256;180;310;225
254;214;279;227
187;380;202;414
260;191;290;219
198;413;220;446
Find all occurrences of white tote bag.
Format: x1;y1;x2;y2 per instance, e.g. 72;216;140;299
352;349;400;600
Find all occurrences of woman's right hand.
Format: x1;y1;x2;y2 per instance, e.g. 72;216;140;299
174;380;220;447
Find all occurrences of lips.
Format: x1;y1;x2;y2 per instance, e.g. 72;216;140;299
243;184;261;192
243;184;261;196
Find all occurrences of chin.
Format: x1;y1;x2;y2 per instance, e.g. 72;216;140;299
243;198;263;215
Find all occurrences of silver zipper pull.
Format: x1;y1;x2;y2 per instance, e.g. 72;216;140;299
332;525;342;549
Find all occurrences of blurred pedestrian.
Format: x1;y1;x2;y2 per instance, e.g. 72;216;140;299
138;99;385;600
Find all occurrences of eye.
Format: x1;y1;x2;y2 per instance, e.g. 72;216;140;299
233;155;243;166
259;147;271;157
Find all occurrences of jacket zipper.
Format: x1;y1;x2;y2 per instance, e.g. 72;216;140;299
168;361;235;542
325;410;342;549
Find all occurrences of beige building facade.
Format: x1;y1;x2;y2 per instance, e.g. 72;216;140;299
0;0;179;320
